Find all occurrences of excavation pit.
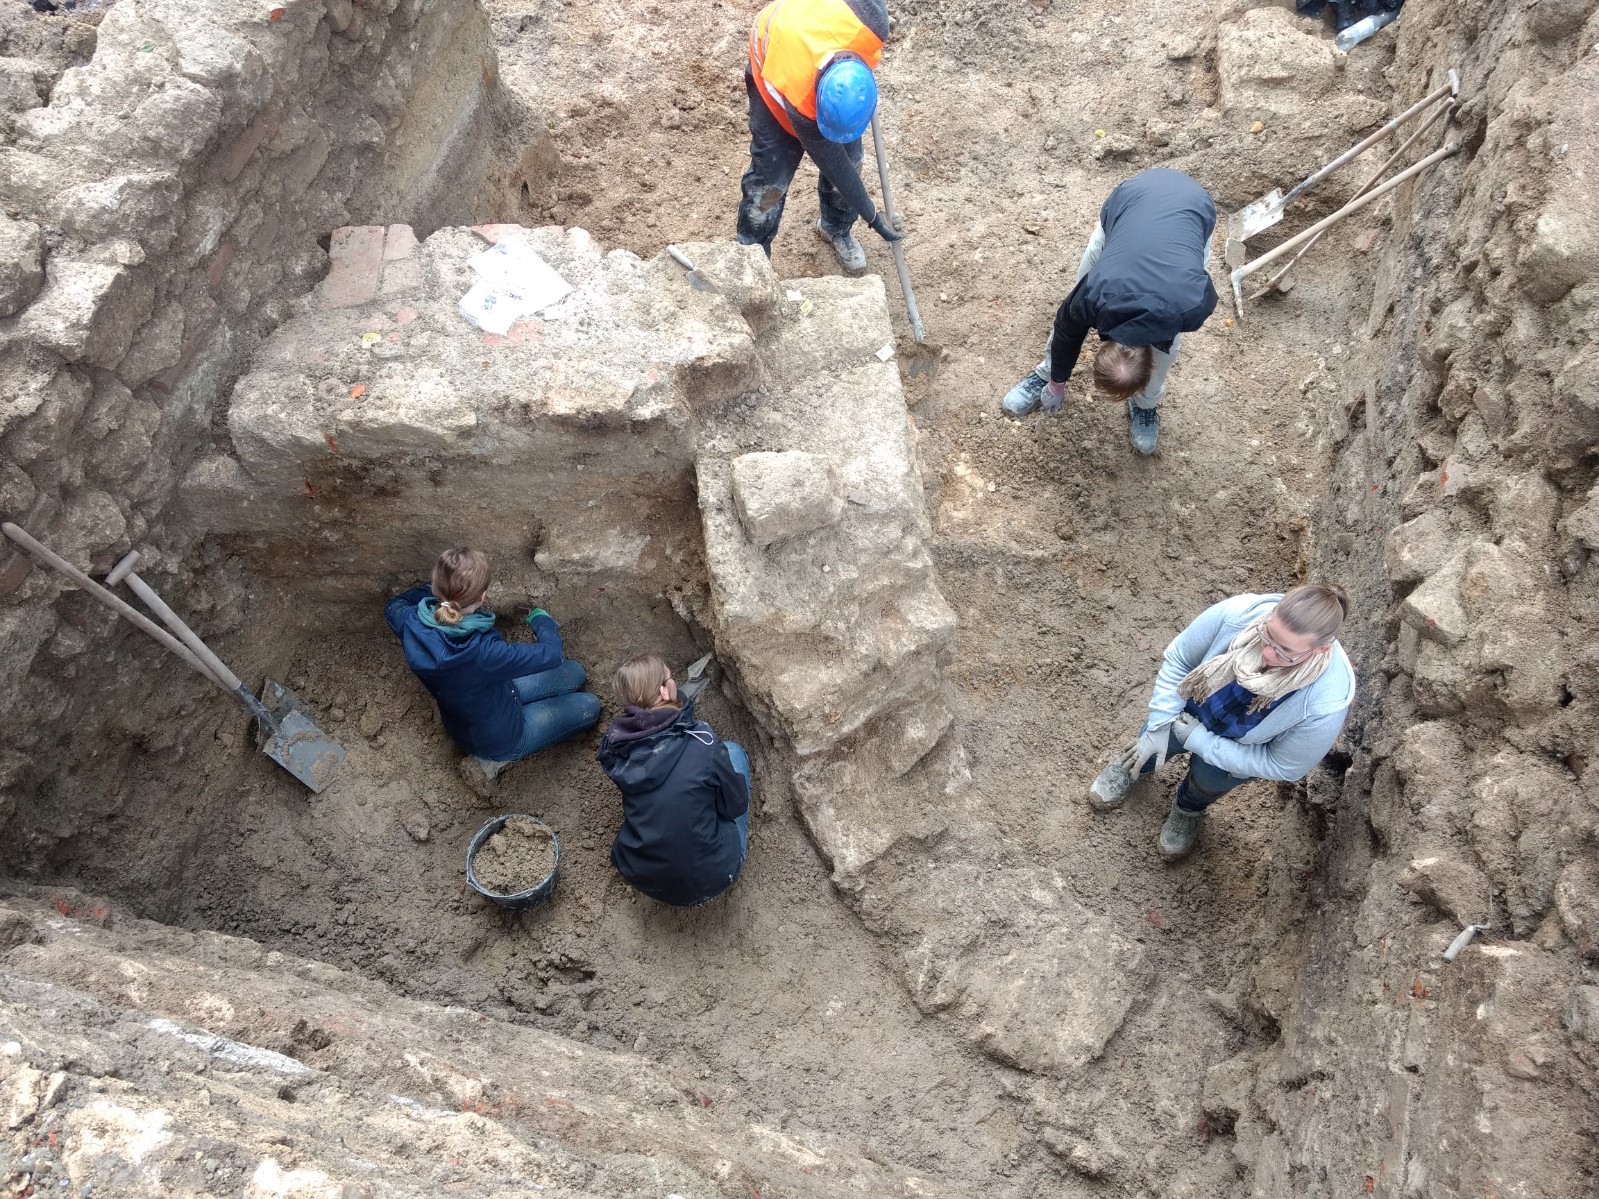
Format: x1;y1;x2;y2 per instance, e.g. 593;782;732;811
1;0;1597;1195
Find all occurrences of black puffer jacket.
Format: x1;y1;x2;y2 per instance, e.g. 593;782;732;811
1048;168;1218;385
597;702;749;907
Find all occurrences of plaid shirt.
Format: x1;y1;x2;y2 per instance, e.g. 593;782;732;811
1186;680;1287;741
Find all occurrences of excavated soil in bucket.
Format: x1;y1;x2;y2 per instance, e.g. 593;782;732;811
474;816;558;896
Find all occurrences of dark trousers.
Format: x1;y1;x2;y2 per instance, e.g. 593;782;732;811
1137;726;1252;813
737;68;863;254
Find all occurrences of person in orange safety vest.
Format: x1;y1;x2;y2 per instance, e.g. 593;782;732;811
738;0;902;274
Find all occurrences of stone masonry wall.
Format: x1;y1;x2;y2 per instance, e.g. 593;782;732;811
0;0;537;831
1216;1;1599;1194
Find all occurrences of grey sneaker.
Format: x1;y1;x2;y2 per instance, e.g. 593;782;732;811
815;220;867;274
1157;802;1203;861
1088;760;1135;812
1128;401;1160;455
458;755;508;800
1003;369;1048;416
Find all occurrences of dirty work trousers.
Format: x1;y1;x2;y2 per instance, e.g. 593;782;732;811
736;67;863;254
1137;724;1251;813
489;660;602;762
686;740;753;908
1035;222;1179;410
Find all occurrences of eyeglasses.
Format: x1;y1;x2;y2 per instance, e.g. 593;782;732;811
1260;623;1317;665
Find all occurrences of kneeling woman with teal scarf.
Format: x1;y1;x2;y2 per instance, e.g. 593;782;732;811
385;548;601;767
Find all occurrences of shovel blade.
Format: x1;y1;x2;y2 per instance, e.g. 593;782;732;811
265;708;346;794
258;679;345;794
1230;188;1286;240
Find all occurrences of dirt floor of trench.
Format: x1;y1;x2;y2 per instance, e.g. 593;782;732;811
8;0;1398;1188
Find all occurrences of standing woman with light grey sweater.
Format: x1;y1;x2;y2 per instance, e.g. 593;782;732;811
1088;585;1356;861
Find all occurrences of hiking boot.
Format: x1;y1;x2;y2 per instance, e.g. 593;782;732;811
1088;759;1135;812
1002;368;1048;417
458;754;508;801
1127;401;1161;455
815;220;867;274
1157;801;1203;861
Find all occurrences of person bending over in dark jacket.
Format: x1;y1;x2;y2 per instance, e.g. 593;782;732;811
597;654;752;908
1001;168;1218;457
385;548;601;790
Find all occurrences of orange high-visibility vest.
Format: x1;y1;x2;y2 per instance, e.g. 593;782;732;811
749;0;884;138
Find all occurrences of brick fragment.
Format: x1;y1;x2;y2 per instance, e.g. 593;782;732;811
317;226;385;310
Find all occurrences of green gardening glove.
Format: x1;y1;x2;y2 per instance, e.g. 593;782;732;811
524;606;551;626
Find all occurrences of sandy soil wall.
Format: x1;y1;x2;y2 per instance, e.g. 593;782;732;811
1243;0;1599;1193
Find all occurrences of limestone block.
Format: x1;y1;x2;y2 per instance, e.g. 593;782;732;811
1491;470;1559;550
732;450;843;547
0;906;44;953
2;367;91;465
53;489;127;568
534;525;651;575
1398;853;1492;924
1521;59;1599;302
1384;510;1454;587
1469;753;1575;933
1410;638;1471;718
1528;0;1591;39
0;214;45;318
17;260;149;369
228;377;334;493
0;57;45;115
669;240;783;332
1562;483;1599;551
116;299;186;388
1216;8;1336;114
1555;859;1599;960
334;365;479;457
132;77;224;164
898;863;1145;1076
52;172;183;251
1399;547;1470;646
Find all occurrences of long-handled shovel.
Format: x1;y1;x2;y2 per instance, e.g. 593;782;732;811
0;523;344;794
869;113;940;380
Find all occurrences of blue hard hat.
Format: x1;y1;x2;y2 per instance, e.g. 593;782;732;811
815;58;877;144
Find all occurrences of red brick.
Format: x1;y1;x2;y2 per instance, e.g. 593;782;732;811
379;258;423;297
382;224;419;261
0;551;32;598
317;226;385;310
222;115;277;183
206;242;237;287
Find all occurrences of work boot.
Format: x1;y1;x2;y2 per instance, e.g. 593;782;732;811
1087;759;1135;812
1127;401;1161;455
458;755;508;801
1157;801;1203;862
1002;369;1048;417
815;220;867;274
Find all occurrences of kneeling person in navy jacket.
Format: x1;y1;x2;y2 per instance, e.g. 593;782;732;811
598;654;752;908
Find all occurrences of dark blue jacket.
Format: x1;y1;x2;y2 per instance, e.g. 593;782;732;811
1048;168;1218;385
598;702;750;907
384;584;562;760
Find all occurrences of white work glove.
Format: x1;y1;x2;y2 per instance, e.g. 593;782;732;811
1122;721;1173;775
1040;378;1066;413
1172;712;1202;746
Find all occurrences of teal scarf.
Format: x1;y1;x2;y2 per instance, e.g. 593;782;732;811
417;597;496;637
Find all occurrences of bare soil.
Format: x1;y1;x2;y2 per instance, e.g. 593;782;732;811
3;0;1411;1190
472;815;558;896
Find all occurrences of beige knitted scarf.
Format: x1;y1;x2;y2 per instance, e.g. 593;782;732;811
1178;620;1333;714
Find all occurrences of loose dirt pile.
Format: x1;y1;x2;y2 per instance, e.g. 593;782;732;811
473;815;558;895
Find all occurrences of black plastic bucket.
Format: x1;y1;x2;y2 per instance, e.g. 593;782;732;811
465;814;561;911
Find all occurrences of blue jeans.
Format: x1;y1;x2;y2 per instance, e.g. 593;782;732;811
489;661;601;762
725;741;752;860
736;68;863;252
1138;726;1251;813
